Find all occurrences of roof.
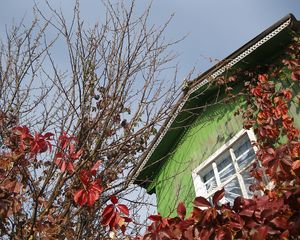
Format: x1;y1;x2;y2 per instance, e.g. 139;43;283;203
132;13;300;192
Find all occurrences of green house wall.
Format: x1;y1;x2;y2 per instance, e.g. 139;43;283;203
154;97;244;216
153;83;300;217
137;22;300;217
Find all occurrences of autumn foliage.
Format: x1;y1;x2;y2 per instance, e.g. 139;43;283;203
0;32;300;240
0;126;130;238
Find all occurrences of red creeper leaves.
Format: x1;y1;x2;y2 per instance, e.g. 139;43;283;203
194;196;211;208
30;132;54;155
13;126;33;151
212;188;225;206
101;195;131;233
73;169;103;207
12;126;53;155
177;202;186;220
54;132;82;173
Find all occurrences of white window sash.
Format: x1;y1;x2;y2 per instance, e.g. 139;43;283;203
192;128;257;200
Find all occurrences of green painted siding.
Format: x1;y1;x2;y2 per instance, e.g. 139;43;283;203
135;23;300;217
153;83;300;217
154;98;244;216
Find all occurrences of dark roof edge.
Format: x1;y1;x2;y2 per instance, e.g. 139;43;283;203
131;14;299;188
189;14;298;89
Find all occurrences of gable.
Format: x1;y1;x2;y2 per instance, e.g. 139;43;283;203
134;14;300;193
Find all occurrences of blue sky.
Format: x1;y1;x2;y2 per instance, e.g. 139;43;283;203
1;0;299;81
147;0;300;76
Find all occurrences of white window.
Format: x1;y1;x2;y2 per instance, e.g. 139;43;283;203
192;129;258;205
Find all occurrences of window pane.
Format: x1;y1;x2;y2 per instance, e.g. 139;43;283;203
223;177;242;204
234;136;252;157
201;169;217;193
237;149;255;169
217;156;235;183
241;170;255;198
234;137;255;169
203;169;214;182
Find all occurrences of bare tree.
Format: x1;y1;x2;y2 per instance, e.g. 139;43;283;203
0;1;182;239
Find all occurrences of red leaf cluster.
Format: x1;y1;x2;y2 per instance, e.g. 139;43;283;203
12;126;53;155
73;168;103;207
101;195;131;234
54;132;82;173
0;180;22;219
143;190;244;240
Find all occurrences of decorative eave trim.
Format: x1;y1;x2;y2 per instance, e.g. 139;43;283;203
131;17;292;186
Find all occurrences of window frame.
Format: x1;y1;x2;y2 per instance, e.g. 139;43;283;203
192;128;258;201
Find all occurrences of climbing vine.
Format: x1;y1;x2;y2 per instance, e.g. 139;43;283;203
1;34;299;239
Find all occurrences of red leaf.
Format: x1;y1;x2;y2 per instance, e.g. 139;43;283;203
199;229;212;240
291;67;300;81
12;181;23;194
282;58;298;69
102;204;114;218
87;190;98;206
59;132;74;150
239;208;254;217
14;126;32;140
253;226;268;240
74;174;102;207
280;230;290;239
203;208;216;222
292;160;300;177
68;147;82;161
123;217;132;222
292;160;300;171
110;195;118;204
91;160;101;172
270;216;288;229
212;188;225;206
258;74;268;83
101;210;116;226
44;132;54;139
117;204;129;216
281;89;292;100
191;207;202;221
148;215;162;222
2;180;23;194
215;229;227;240
194;196;211;208
67;162;75;173
120;224;126;234
79;172;89;186
90;181;103;193
73;189;86;206
229;221;243;230
111;212;121;229
61;161;67;172
177;202;186;220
